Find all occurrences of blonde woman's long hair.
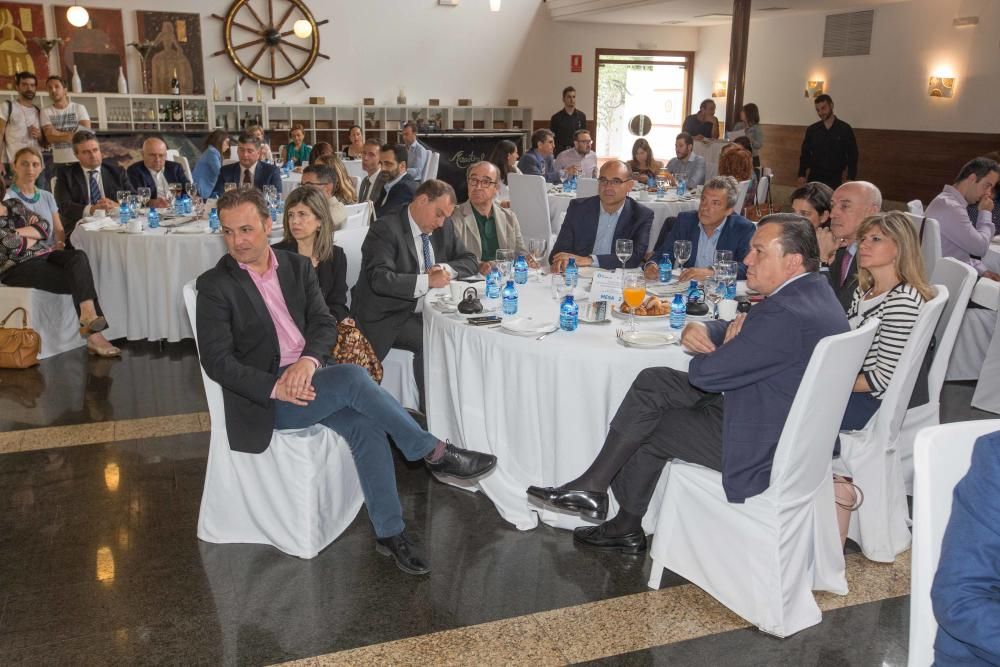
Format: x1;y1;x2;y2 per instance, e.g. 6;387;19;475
282;186;336;263
856;211;935;301
314;153;358;204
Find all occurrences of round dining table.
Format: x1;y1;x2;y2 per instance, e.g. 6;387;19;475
423;276;695;531
547;191;700;249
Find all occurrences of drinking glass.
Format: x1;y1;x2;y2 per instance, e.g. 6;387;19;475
528;237;548;280
550;272;571;300
224;182;237;193
717;260;738;299
673;240;692;271
622;274;646;333
714;249;733;265
262;184;277;206
186;182;198;199
168;183;182;200
116;190;129;205
615;238;633;270
705;275;723;318
495;248;514;281
137;187;151;208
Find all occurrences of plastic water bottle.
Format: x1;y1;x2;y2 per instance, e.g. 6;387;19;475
686;279;705;305
147;207;160;229
658;253;672;283
269;204;278;222
485;265;502;299
564;257;578;288
513;255;528;284
560;294;579;331
647;174;656;190
502;280;518;315
670;293;686;329
208;208;220;233
119;199;131;225
284;159;294;175
566;175;577;193
677;176;687;197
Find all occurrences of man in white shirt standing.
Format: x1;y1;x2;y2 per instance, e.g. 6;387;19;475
41;75;91;168
554;129;598;179
0;71;44;183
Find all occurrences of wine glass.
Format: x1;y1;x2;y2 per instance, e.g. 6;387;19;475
550;272;571;300
714;249;733;265
224;182;237;193
705;274;723;319
622;274;646;334
615;238;633;270
168;182;182;201
673;240;692;272
137;186;151;209
528;237;548;280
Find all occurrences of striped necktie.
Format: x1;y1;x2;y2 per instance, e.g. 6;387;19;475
420;233;432;272
88;169;101;204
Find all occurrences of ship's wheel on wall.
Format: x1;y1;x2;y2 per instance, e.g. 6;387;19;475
211;0;329;98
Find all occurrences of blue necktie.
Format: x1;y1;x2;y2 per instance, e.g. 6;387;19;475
420;233;432;272
88;170;101;204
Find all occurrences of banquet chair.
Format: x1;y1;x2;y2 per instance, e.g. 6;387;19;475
647;319;880;638
733;179;752;214
352;175;361;195
903;213;942;280
341;202;370;231
182;282;364;559
508;173;552;241
907;199;925;216
423;152;440;181
753;175;771;217
166;149;194;183
898;259;977;492
907;420;1000;667
0;287;87;359
833;287;948;562
575;177;598;198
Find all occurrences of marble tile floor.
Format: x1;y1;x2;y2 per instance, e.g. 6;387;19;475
0;341;995;665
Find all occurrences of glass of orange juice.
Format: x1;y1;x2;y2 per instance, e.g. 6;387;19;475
622;274;646;333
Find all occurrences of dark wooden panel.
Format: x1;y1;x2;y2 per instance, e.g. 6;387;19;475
759;123;1000;204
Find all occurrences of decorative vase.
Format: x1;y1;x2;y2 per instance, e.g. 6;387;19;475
71;65;82;93
396;89;406;105
116;67;128;94
234;76;243;102
256;79;263;102
212;78;220;102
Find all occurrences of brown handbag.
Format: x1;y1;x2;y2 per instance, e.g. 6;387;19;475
0;307;41;369
331;321;382;383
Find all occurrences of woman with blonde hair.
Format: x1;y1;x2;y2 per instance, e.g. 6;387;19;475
313;153;358;204
272;186;350;322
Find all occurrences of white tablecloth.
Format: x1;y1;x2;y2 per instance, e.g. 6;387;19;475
547;192;700;250
423;279;693;530
693;140;729;182
71;220;229;342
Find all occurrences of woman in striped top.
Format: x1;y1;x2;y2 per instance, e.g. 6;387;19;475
840;211;936;431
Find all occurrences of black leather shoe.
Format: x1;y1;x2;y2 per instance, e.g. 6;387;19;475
425;441;497;479
573;524;647;554
527;485;609;520
375;532;430;575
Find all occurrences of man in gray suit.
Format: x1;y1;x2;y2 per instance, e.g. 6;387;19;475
451;161;534;275
351;179;479;412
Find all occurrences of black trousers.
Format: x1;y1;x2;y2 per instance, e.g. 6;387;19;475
1;249;103;317
609;367;724;516
392;312;425;413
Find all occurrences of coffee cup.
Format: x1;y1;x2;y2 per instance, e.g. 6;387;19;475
717;299;738;321
127;218;143;234
449;281;466;301
93;209;107;219
638;189;650;201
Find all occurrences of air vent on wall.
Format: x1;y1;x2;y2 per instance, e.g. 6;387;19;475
823;10;874;58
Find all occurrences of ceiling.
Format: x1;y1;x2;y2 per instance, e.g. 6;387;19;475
545;0;911;27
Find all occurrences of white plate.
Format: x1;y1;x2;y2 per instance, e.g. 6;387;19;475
611;305;670;320
431;300;457;314
500;317;558;336
455;306;499;319
647;282;687;297
618;331;678;348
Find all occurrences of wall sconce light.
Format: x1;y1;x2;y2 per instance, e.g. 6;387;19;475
928;76;956;98
66;5;89;27
490;0;501;11
711;80;727;97
805;80;825;97
292;19;312;39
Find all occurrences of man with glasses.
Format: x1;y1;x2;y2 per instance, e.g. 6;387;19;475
452;161;533;276
554;129;598;179
549;160;653;272
299;163;348;230
212;131;282;196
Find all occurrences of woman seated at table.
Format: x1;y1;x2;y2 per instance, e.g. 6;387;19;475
4;148;64;247
343;125;364;160
489;140;521;206
627;138;662;182
313;153;358;204
717;139;756;209
789;181;833;229
311;141;335;160
272;186;349;322
192;130;230;200
280;124;311;167
0;189;120;357
246;125;274;163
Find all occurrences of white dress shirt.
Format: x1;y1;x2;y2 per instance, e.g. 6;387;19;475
408;209;455;310
82;165;106;218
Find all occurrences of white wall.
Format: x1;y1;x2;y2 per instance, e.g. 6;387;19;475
694;0;1000;133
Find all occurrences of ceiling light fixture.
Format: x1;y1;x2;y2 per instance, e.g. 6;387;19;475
67;5;89;27
490;0;501;11
292;19;312;39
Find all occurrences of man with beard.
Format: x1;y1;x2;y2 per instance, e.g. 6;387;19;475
797;95;859;191
0;71;44;184
374;143;418;219
40;75;92;168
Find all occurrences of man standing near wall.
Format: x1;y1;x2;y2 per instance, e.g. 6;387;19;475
550;86;587;155
797;94;858;191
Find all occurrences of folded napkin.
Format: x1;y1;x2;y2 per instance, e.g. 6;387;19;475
79;217;121;231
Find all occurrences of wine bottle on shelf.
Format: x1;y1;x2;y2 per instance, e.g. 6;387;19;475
159;103;168;123
172;101;183;122
212;78;220;102
116;67;127;94
170;68;180;95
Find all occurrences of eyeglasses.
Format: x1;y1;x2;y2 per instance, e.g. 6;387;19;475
468;177;497;188
598;177;629;187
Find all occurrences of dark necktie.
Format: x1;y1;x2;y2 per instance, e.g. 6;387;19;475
359;177;370;202
420;233;432;272
839;249;853;287
243;168;251;186
88;169;101;204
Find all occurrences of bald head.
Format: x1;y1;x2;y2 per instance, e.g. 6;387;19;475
830;181;882;242
142;137;168;173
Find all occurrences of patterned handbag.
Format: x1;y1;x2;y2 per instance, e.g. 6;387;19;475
0;307;41;369
331;321;382;383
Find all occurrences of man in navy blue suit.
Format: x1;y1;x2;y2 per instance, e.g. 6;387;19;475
931;430;1000;664
212;131;282;197
529;214;849;553
549;160;653;272
126;137;189;208
644;175;755;281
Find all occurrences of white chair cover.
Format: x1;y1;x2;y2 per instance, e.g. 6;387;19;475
907;199;925;216
423;152;440;181
508;173;552;241
972;311;1000;413
182;283;364;559
898;260;977;492
908;420;1000;667
734;178;752;213
903;212;942;280
0;287;86;359
576;177;599;198
834;287;948;562
754;175;770;216
341;202;370;231
352;175;361;195
334;226;369;307
647;320;880;637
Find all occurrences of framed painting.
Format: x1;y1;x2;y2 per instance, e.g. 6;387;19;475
0;3;50;90
135;11;204;95
54;5;126;92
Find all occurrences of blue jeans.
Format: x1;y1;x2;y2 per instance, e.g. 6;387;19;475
272;363;438;538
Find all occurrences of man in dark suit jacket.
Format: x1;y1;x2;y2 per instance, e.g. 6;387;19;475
517;128;560;184
820;181;882;311
644;177;756;280
529;214;849;552
374;143;417;219
55;129;133;238
357;138;385;204
196;188;495;575
352;179;478;412
549;160;653;271
126;137;189;208
212;131;282;197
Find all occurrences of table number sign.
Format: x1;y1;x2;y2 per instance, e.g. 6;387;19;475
590;271;624;304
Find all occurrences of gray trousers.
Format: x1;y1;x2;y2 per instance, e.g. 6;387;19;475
609;367;724;516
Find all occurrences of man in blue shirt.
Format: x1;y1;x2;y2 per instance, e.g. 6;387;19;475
401;121;429;181
517;128;560;184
